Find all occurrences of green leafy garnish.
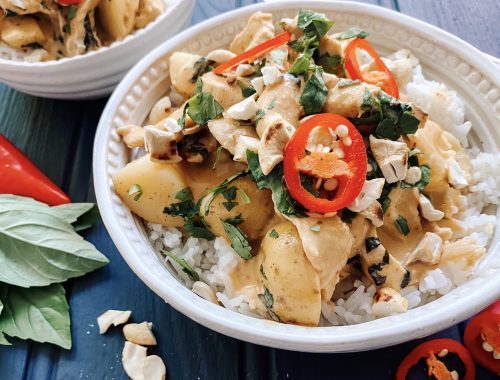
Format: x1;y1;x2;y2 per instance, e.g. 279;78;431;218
368;262;387;286
267;98;276;110
255;109;265;124
259;264;268;280
400;165;431;190
83;14;98;50
67;5;78;21
128;184;143;201
268;229;279;239
258;287;280;322
247;151;307;217
340;209;357;224
224;214;243;226
191;57;214;83
222;221;252;260
336;27;368;40
162;250;200;281
375;92;420;140
289;52;313;75
297;9;334;40
237;80;256;98
213;146;224;170
317;53;342;74
300;173;320;197
221;186;238;211
401;270;411;289
300;68;328;115
164;187;215;240
237;189;251;204
338;79;361;88
395;215;410;236
203;172;248;216
178;86;224;128
365;237;381;253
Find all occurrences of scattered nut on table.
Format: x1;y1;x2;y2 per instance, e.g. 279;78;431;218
143;355;167;380
97;310;132;334
123;322;157;346
122;341;148;380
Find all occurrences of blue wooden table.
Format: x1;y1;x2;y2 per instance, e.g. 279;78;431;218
0;1;499;379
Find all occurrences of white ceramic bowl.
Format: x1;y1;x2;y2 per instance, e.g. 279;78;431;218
0;0;194;99
93;1;500;352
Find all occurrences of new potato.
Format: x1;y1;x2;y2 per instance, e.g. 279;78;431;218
112;155;186;227
98;0;140;40
169;52;201;97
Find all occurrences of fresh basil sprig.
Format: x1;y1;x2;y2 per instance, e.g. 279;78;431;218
336;27;368;40
178;78;224;128
300;68;328;115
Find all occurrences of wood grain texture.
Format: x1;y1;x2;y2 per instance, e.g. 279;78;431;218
0;1;498;379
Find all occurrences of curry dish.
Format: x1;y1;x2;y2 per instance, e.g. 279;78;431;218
112;9;495;326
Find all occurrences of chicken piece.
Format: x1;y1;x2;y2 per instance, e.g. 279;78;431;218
405;232;443;266
143;126;181;163
258;115;295;175
135;0;164;29
0;0;56;15
348;214;372;258
117;124;145;149
233;135;260;163
319;34;342;58
361;230;409;291
256;76;302;136
324;82;379;118
148;96;172;124
360;200;384;227
369;135;408;184
201;71;244;110
0;16;45;48
377;187;424;263
229;12;275;54
372;287;408;317
65;0;102;56
169;52;202;98
286;215;353;300
207;116;258;156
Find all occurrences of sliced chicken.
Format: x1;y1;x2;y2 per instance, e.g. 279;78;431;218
324;82;379;118
207;115;258;155
229;12;275;54
65;0;102;57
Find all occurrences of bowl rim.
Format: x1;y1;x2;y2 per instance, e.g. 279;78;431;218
94;0;500;352
0;0;191;68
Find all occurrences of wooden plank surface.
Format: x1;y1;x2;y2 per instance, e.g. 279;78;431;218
0;1;497;379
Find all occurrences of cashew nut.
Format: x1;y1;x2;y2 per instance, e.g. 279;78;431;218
192;281;218;304
123;322;157;346
122;341;147;380
117;125;145;149
97;310;132;334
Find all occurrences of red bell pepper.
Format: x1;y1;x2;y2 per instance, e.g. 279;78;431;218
283;113;367;213
396;338;475;380
214;32;291;75
344;38;400;99
464;299;500;374
0;134;70;206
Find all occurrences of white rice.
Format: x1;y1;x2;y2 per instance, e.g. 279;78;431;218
0;42;47;63
146;51;499;326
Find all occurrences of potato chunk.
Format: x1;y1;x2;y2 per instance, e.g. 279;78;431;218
112;155;186;227
98;0;140;40
258;222;321;326
169;52;201;97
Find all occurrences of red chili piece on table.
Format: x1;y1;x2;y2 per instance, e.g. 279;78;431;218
345;38;400;99
396;338;476;380
0;134;70;206
464;299;500;374
213;32;291;75
283;113;367;214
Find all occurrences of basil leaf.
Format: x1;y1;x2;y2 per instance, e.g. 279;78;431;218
268;229;279;239
222;221;252;260
340;209;357;224
365;237;381;252
191;57;214;83
337;27;368;40
317;53;342;74
183;222;215;240
338;78;361;88
401;270;411;289
184;92;224;127
0;283;71;349
70;204;100;233
399;110;420;135
300;68;328;115
0;299;9;345
297;9;334;39
255;109;265;124
237;80;256;98
368;262;387;286
289;53;311;75
375;92;419;140
162;250;200;281
0;209;108;288
67;5;77;21
395;215;410;236
375;118;399;140
246;151;307;217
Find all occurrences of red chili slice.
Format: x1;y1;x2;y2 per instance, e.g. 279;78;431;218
396;339;476;380
213;32;291;75
464;299;500;374
283;113;366;213
344;38;400;99
0;134;70;206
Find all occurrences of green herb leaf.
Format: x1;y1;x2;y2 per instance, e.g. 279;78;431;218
203;172;248;216
222;221;252;260
258;287;280;322
340;209;357;224
4;10;17;17
246;151;307;217
0;208;108;288
289;52;312;75
336;27;368;40
237;189;251;204
368;263;387;286
224;214;243;226
237;80;256;98
365;237;381;252
297;9;334;39
300;173;320;197
300;68;328;115
183;222;215;240
375;92;419;140
181;91;224;128
259;264;268;280
382;250;390;265
128;184;143;201
162;250;200;281
175;187;194;202
255;109;265;124
401;270;411;288
317;53;342;74
221;186;238;211
269;229;279;239
195;77;203;94
67;5;77;21
191;57;214;83
0;283;71;349
395;215;410;236
213;146;224;170
400;165;431;190
83;14;97;50
266;98;276;110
